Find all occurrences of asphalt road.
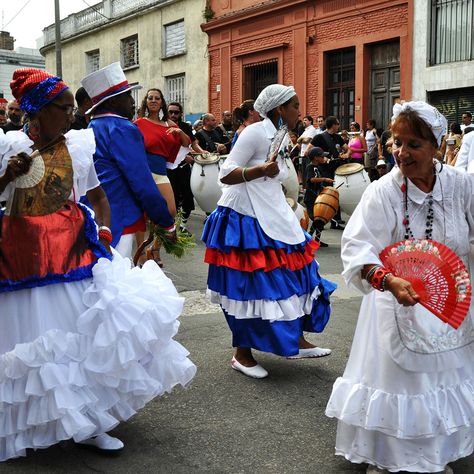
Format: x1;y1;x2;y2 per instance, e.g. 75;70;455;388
2;212;473;473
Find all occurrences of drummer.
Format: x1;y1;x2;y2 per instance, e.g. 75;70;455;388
306;116;349;229
304;147;334;247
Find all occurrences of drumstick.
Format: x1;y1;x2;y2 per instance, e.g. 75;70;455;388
335;182;345;190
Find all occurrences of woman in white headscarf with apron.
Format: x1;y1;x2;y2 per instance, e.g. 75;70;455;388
202;85;336;379
326;101;474;473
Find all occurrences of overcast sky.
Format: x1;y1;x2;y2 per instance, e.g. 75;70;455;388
1;0;88;49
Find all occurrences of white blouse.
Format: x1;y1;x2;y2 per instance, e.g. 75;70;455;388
218;118;305;245
0;128;99;203
342;164;474;370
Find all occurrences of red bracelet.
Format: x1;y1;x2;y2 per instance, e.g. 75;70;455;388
370;266;392;292
98;229;112;244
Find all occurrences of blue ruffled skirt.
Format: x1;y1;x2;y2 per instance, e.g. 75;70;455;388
202;206;336;357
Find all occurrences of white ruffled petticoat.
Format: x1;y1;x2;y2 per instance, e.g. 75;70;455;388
326;292;474;472
0;253;196;461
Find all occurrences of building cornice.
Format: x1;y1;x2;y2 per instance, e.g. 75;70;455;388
201;0;308;32
40;0;178;55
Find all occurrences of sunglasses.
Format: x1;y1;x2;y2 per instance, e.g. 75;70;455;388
168;110;180;115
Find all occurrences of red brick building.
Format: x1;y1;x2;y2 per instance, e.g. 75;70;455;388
201;0;413;130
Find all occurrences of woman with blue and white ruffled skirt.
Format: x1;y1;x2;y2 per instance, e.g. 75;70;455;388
202;84;336;379
0;68;196;461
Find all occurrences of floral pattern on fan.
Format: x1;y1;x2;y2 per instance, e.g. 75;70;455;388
380;238;472;329
389;239;440;257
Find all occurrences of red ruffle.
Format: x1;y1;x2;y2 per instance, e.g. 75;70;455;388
204;240;319;272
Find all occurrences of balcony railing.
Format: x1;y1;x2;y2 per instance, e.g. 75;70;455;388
43;0;170;46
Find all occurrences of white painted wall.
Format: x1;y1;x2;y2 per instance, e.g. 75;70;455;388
412;0;474;100
42;0;207;118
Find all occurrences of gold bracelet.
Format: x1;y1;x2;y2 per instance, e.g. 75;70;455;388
242;167;248;182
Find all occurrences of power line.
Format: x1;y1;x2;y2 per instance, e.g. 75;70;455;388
1;0;33;30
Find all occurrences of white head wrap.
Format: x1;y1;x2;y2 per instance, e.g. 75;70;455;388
392;101;447;147
254;84;296;119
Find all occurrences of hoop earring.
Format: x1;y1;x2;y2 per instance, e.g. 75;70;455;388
278;115;284;128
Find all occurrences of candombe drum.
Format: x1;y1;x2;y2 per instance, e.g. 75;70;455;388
286;198;309;230
334;163;369;215
313;187;339;225
190;153;226;214
282;156;299;204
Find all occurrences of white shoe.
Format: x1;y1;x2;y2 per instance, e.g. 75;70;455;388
231;357;268;379
366;466;388;474
287;347;332;359
79;433;124;451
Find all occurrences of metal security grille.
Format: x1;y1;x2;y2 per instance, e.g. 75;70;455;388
430;0;474;64
130;83;140;120
428;87;474;124
243;60;278;100
86;49;100;74
166;74;185;106
326;48;355;130
164;20;185;57
120;35;139;69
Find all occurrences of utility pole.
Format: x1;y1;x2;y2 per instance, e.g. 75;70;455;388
54;0;62;77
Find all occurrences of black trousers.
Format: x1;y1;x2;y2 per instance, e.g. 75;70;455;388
167;164;195;219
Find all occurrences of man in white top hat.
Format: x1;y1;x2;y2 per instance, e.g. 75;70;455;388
81;62;174;257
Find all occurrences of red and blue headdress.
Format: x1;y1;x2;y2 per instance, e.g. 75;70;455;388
10;68;69;115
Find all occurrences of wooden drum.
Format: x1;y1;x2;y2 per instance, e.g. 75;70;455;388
313;187;339;224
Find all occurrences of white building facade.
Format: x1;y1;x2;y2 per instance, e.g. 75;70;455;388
41;0;208;122
0;47;45;100
412;0;474;123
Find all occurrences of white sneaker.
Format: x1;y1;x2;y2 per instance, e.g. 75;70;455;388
287;347;332;359
231;357;268;379
79;433;124;451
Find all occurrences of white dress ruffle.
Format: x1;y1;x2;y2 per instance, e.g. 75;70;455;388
326;166;474;472
0;253;196;461
207;286;321;321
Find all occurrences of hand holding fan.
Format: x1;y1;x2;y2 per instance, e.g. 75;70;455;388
379;239;471;329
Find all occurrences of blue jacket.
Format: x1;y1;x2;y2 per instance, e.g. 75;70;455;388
87;114;173;246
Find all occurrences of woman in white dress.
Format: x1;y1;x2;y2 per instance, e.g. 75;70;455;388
202;85;336;379
326;101;474;473
0;68;196;461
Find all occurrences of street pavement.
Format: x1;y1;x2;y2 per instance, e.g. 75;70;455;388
2;211;473;473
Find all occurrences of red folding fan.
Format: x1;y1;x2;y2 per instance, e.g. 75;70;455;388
379;239;471;329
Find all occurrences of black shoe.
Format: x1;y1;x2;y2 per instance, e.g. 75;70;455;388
317;241;329;247
337;219;346;224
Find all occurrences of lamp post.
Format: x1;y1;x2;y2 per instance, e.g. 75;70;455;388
54;0;62;77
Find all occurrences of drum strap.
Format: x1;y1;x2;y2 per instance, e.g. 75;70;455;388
321;132;339;159
200;130;217;152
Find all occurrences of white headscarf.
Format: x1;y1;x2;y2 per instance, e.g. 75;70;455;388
392;101;447;147
254;84;296;119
